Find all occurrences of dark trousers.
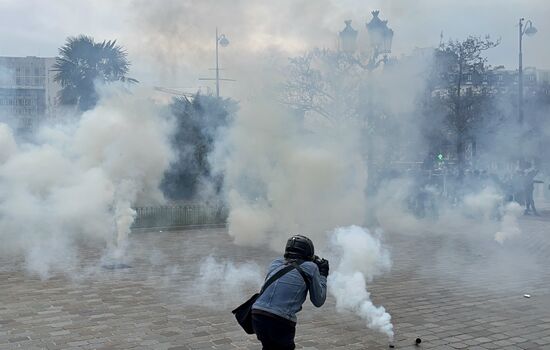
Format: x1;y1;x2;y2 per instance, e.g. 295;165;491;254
252;311;296;350
525;190;537;214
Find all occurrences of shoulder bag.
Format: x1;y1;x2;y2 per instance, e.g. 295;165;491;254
232;262;307;334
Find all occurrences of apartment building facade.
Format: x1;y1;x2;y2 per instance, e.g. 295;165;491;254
0;56;60;130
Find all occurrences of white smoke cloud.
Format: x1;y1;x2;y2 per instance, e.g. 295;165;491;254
218;97;368;251
0;123;17;162
375;179;512;240
328;226;393;339
462;186;502;221
192;256;263;308
495;201;523;244
0;86;174;278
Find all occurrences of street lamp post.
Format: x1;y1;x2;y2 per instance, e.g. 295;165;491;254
338;11;393;70
215;28;229;98
518;18;537;125
199;28;232;98
366;10;394;71
338;11;393;195
365;11;393;194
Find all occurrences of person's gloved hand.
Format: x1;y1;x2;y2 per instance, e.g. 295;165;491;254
316;258;329;277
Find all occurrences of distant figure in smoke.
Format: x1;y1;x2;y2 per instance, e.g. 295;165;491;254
512;169;525;207
524;168;542;216
252;235;328;349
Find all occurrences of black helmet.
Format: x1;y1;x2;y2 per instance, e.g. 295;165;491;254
284;234;314;260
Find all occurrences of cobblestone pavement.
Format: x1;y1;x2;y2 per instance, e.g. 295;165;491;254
1;216;550;350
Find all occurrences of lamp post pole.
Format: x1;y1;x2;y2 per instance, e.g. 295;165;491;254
338;12;393;195
365;11;393;194
519;18;524;125
200;28;231;97
216;27;220;98
518;18;537;125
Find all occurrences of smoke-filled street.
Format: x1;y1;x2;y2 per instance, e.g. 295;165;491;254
2;213;550;350
3;1;550;349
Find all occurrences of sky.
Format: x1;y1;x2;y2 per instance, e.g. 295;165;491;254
1;0;549;90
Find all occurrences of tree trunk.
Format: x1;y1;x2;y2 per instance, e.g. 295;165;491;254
456;133;465;180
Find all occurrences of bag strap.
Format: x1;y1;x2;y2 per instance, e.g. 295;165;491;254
290;262;311;291
259;265;295;295
259;261;312;296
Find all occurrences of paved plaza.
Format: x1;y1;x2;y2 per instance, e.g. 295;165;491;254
1;215;550;350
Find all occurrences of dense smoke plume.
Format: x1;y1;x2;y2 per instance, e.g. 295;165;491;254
0;86;174;278
216;97;367;250
2;1;547;346
209;29;433;249
328;226;393;339
495;202;523;244
375;179;520;239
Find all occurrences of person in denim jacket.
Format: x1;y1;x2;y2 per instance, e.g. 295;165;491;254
252;235;329;349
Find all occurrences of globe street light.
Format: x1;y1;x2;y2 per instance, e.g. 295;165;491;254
518;18;537;124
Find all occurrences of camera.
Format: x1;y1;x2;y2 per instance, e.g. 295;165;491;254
312;255;329;277
312;255;328;266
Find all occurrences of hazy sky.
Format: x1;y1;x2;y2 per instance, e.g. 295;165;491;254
1;0;549;88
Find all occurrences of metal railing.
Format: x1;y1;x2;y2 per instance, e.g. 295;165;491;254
132;204;228;229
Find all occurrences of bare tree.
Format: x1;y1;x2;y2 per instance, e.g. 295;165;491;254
282;49;365;124
431;36;500;176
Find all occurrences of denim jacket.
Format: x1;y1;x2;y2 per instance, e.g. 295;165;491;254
252;257;327;322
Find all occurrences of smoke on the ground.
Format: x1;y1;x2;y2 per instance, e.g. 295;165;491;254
495;202;523;244
0;85;174;279
191;256;263;308
328;226;393;339
375;178;518;240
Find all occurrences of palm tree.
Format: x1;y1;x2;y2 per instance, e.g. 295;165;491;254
53;35;138;111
